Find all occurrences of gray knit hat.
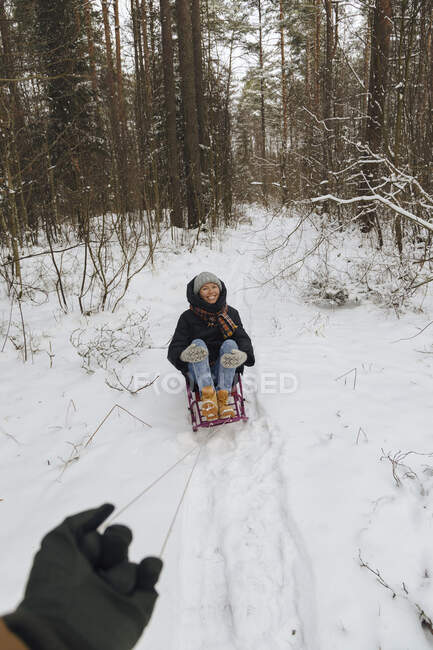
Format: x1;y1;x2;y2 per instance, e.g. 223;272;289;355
193;272;222;295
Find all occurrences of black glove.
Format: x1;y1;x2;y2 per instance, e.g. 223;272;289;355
4;504;162;650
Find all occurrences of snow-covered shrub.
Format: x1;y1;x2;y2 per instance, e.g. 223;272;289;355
304;276;350;306
260;208;432;314
349;247;426;312
70;310;149;372
0;215;156;315
0;316;46;362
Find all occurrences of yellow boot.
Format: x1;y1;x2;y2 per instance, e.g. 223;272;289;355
201;385;218;421
217;389;235;419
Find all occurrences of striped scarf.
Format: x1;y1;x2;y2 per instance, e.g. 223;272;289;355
190;304;238;339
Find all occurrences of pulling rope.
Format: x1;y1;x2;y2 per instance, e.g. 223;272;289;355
86;400;228;552
102;430;220;552
160;444;204;556
102;444;200;529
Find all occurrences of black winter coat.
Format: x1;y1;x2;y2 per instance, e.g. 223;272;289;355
167;278;255;374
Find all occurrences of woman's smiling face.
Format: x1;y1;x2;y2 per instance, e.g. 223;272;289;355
199;282;220;304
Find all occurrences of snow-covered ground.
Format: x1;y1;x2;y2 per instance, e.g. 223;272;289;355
1;208;433;649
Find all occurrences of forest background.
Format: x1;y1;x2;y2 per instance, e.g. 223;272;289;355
0;0;432;312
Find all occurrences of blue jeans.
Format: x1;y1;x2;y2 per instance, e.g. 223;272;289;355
188;338;239;393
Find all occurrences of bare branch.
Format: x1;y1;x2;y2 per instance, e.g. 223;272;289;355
311;194;433;234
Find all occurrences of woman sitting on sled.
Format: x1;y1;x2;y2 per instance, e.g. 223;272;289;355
167;272;255;422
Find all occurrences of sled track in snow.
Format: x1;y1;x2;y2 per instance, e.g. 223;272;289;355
241;270;319;650
176;233;318;649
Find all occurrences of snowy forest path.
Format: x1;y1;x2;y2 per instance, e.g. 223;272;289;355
175;225;316;650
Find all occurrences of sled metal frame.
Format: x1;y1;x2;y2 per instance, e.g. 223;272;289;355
186;374;248;432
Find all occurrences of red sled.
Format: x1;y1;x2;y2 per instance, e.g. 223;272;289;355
185;373;248;432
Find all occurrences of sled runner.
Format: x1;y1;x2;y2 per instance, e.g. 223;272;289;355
186;374;248;432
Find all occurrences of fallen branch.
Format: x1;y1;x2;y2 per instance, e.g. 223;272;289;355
356;427;368;444
335;367;357;390
391;320;433;344
380;449;433;488
359;550;397;598
84;404;151;448
57;442;82;479
359;550;433;636
106;369;159;395
0;426;20;445
1;243;85;267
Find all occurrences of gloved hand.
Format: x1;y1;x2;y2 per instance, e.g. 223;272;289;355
220;349;247;368
180;342;209;363
4;504;162;650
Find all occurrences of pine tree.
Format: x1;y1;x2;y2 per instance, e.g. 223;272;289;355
34;0;95;223
175;0;203;228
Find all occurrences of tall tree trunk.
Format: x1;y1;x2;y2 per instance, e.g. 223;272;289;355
393;0;408;254
175;0;203;228
131;0;148;211
114;0;126;126
365;0;393;153
101;0;125;213
204;0;217;225
417;4;433;189
394;0;417;253
257;0;267;202
140;0;162;224
362;8;372;134
3;142;23;290
361;0;393;234
279;0;289;204
0;0;28;236
139;0;152;134
323;0;334;173
305;35;311;111
83;0;98;95
148;0;158;94
313;0;321;117
424;11;433;190
222;30;235;224
190;0;209;184
160;0;183;227
114;0;131;215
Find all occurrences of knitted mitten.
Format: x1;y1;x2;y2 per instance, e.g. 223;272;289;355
180;343;209;363
220;349;247;369
217;390;235;419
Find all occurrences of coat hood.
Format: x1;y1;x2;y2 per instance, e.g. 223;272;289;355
186;276;227;313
